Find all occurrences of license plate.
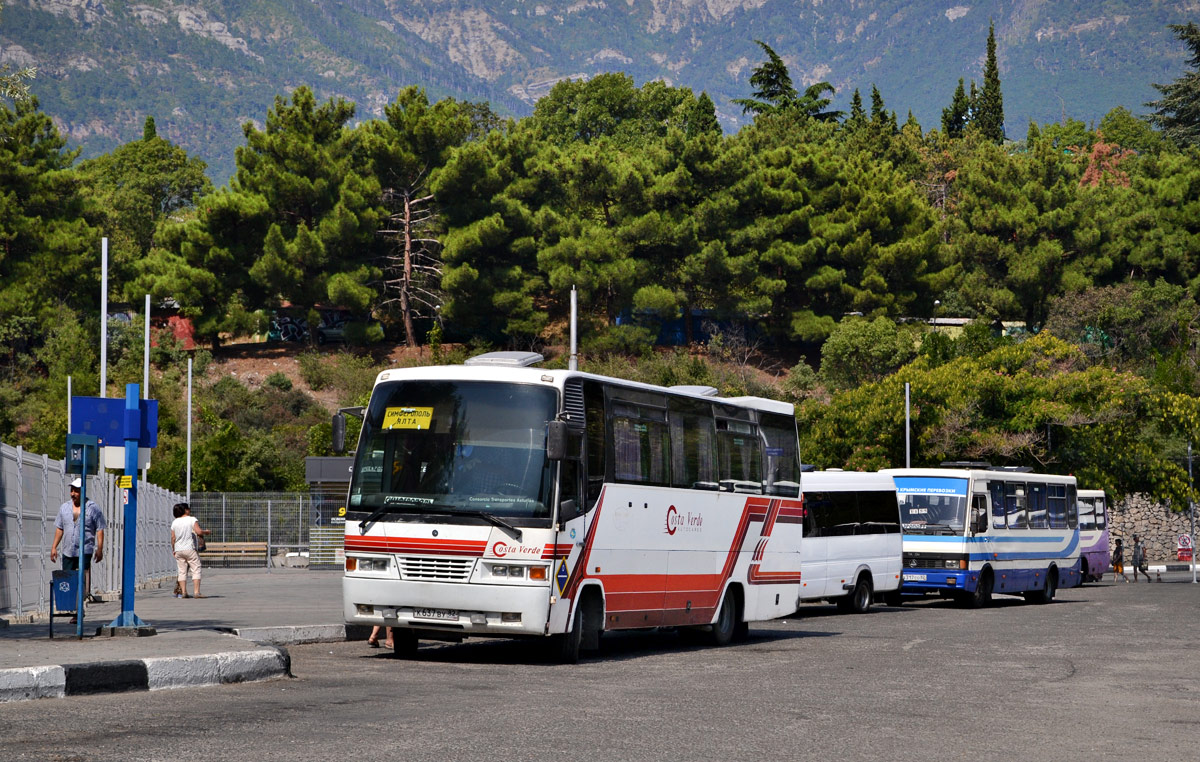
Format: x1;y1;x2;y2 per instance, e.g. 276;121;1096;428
903;573;927;582
412;607;457;621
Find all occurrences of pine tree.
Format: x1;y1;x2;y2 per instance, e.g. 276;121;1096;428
1147;22;1200;147
870;85;886;124
942;79;970;138
976;21;1006;143
733;40;798;116
847;88;866;128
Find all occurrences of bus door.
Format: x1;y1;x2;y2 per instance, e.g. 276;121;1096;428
970;492;994;573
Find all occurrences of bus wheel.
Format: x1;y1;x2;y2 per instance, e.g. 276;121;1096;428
960;569;993;609
1026;568;1058;604
554;604;584;664
392;629;418;658
709;588;739;646
1079;559;1090;585
838;575;872;614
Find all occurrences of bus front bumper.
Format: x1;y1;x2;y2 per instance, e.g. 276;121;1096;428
899;568;973;595
343;576;551;637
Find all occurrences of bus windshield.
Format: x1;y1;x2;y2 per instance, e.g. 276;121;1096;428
894;476;969;535
348;380;559;520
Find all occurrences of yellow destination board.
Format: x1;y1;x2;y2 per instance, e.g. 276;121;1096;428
382;406;433;430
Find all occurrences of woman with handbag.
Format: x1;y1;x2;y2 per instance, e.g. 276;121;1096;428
170;502;210;598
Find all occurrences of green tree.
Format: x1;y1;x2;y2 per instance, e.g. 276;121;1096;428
1147;22;1200;148
0;99;99;333
942;78;970;139
976;21;1006;143
819;317;918;390
1098;106;1165;153
240;87;383;329
77;115;212;291
733;40;798;116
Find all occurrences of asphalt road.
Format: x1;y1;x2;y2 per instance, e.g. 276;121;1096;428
4;576;1198;762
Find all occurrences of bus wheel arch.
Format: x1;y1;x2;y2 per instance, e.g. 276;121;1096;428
837;570;873;614
578;585;605;652
961;566;993;608
709;584;743;646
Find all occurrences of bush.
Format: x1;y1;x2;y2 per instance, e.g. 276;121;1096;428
819;317;918;390
298;351;332;391
344;321;385;346
264;371;293;391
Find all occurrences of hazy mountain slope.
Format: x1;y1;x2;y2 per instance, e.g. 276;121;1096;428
1;0;1191;182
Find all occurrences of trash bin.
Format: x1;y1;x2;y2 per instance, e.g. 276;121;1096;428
52;569;78;613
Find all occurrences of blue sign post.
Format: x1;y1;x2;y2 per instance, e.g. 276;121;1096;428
69;384;158;635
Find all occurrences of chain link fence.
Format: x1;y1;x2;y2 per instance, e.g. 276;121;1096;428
1;441;183;619
189;490;347;567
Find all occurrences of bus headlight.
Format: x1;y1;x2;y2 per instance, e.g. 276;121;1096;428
351;556;390;572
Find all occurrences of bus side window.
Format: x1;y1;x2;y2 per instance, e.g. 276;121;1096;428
1028;483;1047;528
583;381;607;509
1006;482;1028;529
856;490;900;534
1096;496;1106;529
971;494;988;534
716;417;762;494
760;412;801;498
1077;497;1095;531
989;481;1006;529
668;397;718;491
1067;484;1078;528
558;459;583;522
1048;484;1067;528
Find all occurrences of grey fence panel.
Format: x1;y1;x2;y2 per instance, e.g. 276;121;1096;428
0;441;183;618
189;492;315;560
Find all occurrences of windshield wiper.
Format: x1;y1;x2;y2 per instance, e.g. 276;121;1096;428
460;510;523;542
358;504;397;533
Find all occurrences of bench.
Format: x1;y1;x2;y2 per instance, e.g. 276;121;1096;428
199;542;270;567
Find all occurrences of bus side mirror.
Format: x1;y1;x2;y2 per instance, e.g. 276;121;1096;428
332;413;346;453
546;420;567;460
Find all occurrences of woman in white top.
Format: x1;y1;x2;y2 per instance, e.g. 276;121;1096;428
170;502;209;598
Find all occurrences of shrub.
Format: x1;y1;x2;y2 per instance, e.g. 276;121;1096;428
298;351;332;391
264;371;293;391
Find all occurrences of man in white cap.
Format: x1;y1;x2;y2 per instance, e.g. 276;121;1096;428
50;477;107;608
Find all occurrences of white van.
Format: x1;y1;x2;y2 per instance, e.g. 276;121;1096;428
798;471;903;613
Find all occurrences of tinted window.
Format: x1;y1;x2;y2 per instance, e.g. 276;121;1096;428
857;490;901;533
1028;483;1048;528
611;400;669;486
669;397;718;490
806;492;858;536
760;412;801;498
716;418;762;494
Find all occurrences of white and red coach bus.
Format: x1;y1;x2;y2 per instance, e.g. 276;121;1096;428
334;352;805;662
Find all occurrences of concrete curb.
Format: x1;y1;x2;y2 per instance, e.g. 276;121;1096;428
231;624;348;645
0;645;292;703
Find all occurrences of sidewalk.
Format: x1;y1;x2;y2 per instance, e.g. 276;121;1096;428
0;568;348;703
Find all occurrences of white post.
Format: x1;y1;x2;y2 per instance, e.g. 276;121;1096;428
186;358;193;503
905;382;911;468
569;285;578;371
100;237;108;397
1190;441;1196;583
143;294;151;483
67;375;72;431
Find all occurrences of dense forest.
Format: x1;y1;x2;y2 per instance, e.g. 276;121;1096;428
3;24;1200;507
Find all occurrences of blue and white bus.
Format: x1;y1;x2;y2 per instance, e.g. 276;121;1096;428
882;466;1081;607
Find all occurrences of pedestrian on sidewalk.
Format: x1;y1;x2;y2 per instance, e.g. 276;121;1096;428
1112;538;1129;583
49;477;107;607
1131;534;1150;582
170;502;210;598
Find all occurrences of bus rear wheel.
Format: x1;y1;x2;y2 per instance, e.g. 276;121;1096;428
1025;568;1058;604
709;588;740;646
837;575;872;614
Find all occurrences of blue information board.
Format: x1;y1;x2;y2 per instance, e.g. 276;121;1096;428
69;396;158;447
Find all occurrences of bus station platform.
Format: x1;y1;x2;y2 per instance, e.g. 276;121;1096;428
0;568;348;703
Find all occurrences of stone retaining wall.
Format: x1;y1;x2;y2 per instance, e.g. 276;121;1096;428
1108;495;1197;561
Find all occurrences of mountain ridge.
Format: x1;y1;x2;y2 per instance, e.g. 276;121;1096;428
1;0;1191;182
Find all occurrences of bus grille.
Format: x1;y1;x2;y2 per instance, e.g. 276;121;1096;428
397;556;475;582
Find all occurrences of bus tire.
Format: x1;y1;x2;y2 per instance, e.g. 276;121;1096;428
1079;558;1090;584
960;569;993;609
554;603;584;664
1026;567;1058;604
838;574;872;614
709;587;740;647
391;629;418;658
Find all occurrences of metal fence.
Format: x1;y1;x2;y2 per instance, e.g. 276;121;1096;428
189;490;346;566
1;441;184;618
